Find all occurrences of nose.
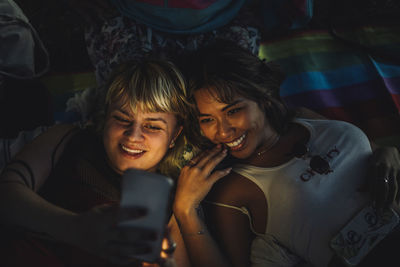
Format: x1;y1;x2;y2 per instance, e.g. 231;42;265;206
216;119;234;140
124;124;144;141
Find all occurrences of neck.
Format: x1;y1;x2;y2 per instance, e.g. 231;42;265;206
256;133;281;157
245;122;309;167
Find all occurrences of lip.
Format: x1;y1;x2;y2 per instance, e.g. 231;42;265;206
120;144;146;158
224;132;247;151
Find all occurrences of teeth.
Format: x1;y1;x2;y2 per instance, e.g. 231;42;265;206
121;144;144;154
226;133;246;148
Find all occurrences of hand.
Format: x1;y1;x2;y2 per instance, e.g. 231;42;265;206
173;145;232;215
368;146;400;212
142;227;177;267
70;203;156;265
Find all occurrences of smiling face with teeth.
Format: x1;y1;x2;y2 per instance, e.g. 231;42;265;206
102;102;182;174
194;88;277;159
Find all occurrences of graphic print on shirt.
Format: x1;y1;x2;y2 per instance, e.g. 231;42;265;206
299;145;340;181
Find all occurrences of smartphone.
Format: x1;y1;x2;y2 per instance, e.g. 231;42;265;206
330;205;399;266
118;168;174;263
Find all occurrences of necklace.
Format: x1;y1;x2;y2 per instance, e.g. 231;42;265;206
257;134;281;157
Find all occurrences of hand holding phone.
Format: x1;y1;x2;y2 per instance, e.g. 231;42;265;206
118;168;174;263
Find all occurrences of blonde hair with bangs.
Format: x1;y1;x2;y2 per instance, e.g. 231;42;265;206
102;59;191;178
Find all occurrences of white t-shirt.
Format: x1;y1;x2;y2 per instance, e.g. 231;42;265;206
222;118;372;267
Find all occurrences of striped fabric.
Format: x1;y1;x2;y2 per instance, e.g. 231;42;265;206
259;24;400;145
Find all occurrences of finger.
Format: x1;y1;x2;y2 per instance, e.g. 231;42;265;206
201;147;229;176
386;173;396;209
209;168;232;184
185;148;211;167
95;203;119;213
93;203;120;225
161;237;176;257
195;145;224;169
111;227;158;243
118;206;148;222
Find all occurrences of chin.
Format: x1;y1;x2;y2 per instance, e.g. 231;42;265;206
230;149;253;160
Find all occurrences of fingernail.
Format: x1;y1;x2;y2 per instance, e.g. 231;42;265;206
226;167;232;173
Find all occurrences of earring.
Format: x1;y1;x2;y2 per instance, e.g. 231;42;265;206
170;140;175;148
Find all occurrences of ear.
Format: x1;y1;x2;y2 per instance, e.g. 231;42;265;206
169;126;183;148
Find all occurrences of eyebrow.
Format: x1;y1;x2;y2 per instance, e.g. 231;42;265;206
145;117;168;124
116;109;167;124
198;100;243;117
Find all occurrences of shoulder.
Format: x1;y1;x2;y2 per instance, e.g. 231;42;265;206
31;124;80;148
15;124;81;161
295;107;327;120
35;123;79;139
206;170;265;208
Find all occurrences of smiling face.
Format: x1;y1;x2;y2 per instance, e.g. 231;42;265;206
103;101;182;174
194;88;277;159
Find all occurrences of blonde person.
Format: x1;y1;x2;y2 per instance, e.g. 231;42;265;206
0;58;193;266
172;40;400;267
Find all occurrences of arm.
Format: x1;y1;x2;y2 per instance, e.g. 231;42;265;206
175;170;256;267
0;124;149;265
173;145;234;267
203;205;253;267
203;170;272;267
0;124;79;241
168;214;190;267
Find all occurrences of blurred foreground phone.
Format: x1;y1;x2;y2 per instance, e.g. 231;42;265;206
330;205;399;266
118;168;174;263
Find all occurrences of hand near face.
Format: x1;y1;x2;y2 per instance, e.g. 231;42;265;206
70;203;156;265
368;146;400;213
174;145;232;214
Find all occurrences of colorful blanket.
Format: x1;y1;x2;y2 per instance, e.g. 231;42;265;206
260;24;400;145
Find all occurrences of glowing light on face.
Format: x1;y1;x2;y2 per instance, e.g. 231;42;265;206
103;103;182;174
194;88;276;159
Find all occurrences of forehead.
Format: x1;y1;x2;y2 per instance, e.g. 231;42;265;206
194;88;242;108
194;89;221;105
110;101;177;121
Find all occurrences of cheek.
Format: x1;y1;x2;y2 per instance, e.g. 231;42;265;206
147;132;170;149
199;124;213;139
103;123;122;146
